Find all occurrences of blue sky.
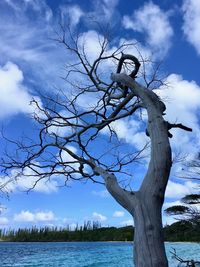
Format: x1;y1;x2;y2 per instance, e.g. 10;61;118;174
0;0;200;229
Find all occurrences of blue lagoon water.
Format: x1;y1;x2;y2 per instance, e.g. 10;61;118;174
0;242;199;266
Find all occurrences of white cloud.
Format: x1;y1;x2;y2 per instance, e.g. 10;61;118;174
101;117;149;150
60;0;119;30
109;119;140;140
119;37;152;62
0;62;33;118
35;211;55;221
165;180;199;199
113;211;124;218
78;30;106;64
60;145;77;161
14;210;35;222
59;145;82;174
0;3;53;62
157;74;200;156
88;0;119;24
92;190;110;198
0;145;83;195
92;212;107;222
60;5;84;27
120;219;133;226
0;217;9;225
182;0;200;55
123;2;173;57
154;74;200;203
2;0;53;21
15;175;58;193
162;215;177;226
101;0;119;20
14;210;56;222
0;166;59;194
47;113;78;138
23;0;53;21
0;0;68;91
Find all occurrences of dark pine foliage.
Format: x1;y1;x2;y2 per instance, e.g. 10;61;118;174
1;220;200;242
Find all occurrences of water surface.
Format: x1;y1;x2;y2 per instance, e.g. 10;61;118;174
0;242;199;266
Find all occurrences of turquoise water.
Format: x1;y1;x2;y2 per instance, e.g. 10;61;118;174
0;242;199;266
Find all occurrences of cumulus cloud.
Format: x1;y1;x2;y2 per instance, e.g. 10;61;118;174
0;166;59;194
182;0;200;55
101;117;149;151
14;210;35;222
46;110;80;138
123;2;173;57
157;74;200;156
113;211;124;218
35;211;55;221
59;145;85;175
155;74;200;199
92;212;107;221
60;145;78;162
77;30;108;64
14;210;56;222
165;180;199;199
0;62;34;118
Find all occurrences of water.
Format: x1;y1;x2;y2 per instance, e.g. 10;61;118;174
0;242;199;266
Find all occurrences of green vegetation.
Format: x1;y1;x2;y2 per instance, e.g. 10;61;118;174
1;220;200;242
164;221;200;242
0;221;133;242
164;193;200;242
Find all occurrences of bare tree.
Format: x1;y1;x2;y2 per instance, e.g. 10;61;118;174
0;28;193;267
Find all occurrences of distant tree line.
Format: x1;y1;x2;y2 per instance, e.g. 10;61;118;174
0;221;133;242
0;220;200;242
164;220;200;242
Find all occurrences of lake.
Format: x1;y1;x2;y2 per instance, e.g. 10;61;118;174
0;242;199;266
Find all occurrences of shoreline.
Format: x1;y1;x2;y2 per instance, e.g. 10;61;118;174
0;240;199;243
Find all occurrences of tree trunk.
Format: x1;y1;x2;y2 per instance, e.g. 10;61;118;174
95;73;172;266
132;192;168;267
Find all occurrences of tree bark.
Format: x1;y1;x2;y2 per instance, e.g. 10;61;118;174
104;73;172;266
132;192;168;267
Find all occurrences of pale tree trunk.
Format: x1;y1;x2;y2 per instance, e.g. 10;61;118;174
133;193;168;266
94;74;172;267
